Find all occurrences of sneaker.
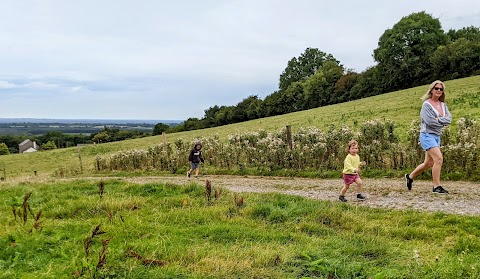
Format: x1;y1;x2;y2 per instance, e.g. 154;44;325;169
356;193;366;200
405;173;413;190
339;195;347;202
187;171;191;178
433;186;449;194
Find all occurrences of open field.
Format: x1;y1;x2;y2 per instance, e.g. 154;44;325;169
1;178;480;278
1;75;479;178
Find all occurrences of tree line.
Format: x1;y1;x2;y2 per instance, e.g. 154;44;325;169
168;12;480;132
0;128;151;154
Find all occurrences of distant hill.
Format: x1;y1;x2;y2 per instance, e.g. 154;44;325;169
0;118;183;125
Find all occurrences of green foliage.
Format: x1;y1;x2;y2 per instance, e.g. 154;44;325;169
374;12;449;89
448;26;480;42
152;123;170;136
431;38;480;81
41;140;57;151
279;47;339;91
2;180;480;278
0;143;9;155
96;117;480;179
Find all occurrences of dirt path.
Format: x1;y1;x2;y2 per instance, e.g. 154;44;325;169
107;175;480;216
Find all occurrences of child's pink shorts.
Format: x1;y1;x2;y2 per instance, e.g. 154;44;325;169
343;173;360;185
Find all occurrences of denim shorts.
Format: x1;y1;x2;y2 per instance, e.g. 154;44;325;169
420;132;441;151
191;162;200;169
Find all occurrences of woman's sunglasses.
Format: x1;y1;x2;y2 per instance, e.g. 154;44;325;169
433;87;444;91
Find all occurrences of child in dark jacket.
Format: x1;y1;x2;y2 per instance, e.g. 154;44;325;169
187;141;204;178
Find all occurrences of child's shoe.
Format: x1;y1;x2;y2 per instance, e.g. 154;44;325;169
339;195;347;202
432;186;448;194
356;193;366;200
187;171;191;178
405;173;413;190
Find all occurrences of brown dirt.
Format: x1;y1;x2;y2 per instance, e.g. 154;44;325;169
115;175;480;216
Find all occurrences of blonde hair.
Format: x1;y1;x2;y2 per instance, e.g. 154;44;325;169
421;80;445;102
346;140;359;153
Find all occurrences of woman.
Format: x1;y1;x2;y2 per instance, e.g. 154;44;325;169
405;80;452;194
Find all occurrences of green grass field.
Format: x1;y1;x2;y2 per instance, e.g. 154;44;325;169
1;75;479;178
1;179;480;278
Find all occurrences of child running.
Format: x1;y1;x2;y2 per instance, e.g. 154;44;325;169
339;140;367;202
187;141;204;179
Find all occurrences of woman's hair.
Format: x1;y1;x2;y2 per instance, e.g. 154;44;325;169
421;80;446;102
346;140;359;153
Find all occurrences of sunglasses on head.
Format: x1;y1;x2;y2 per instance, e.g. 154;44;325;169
433;87;444;91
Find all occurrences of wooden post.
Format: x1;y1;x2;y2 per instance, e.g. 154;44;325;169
2;161;6;181
77;145;83;174
162;132;167;151
286;125;293;149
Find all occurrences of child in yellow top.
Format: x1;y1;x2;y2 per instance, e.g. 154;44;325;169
339;140;367;202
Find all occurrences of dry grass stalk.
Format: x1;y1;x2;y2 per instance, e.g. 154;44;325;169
30;210;43;233
84;224;106;258
22;192;34;224
98;181;105;199
234;193;244;208
205;180;212;203
127;248;165;266
214;187;222;200
96;237;112;271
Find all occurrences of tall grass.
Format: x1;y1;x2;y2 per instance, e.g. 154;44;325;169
96;117;480;180
1;180;480;278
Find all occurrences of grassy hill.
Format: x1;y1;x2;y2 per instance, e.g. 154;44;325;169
1;75;479;178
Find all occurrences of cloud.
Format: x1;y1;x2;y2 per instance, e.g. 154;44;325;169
0;0;479;119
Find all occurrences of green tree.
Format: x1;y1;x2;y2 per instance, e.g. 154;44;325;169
0;143;9;155
41;140;57;150
92;131;110;143
334;71;360;103
302;60;343;108
349;66;384;100
279;48;339;91
431;38;480;80
374;12;448;89
152;123;170;135
447;26;480;42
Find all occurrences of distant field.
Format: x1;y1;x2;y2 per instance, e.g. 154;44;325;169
1;75;479;178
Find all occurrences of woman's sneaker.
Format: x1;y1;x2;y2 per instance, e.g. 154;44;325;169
356;193;366;200
405;174;413;190
339;195;347;202
433;186;448;194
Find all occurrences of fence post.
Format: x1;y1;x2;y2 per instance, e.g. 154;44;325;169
162;132;167;151
77;145;83;174
2;161;6;181
286;125;293;149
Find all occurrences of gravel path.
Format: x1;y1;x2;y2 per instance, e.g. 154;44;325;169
118;175;480;216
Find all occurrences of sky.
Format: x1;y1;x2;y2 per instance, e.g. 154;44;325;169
1;0;479;120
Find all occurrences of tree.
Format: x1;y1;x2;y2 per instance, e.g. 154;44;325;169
431;38;480;80
302;60;344;108
447;26;480;42
41;141;57;151
279;48;339;91
334;71;360;103
349;66;384;100
374;12;448;89
92;131;110;143
0;143;9;155
152;123;170;135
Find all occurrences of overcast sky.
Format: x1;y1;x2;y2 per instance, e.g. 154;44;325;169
1;0;479;120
